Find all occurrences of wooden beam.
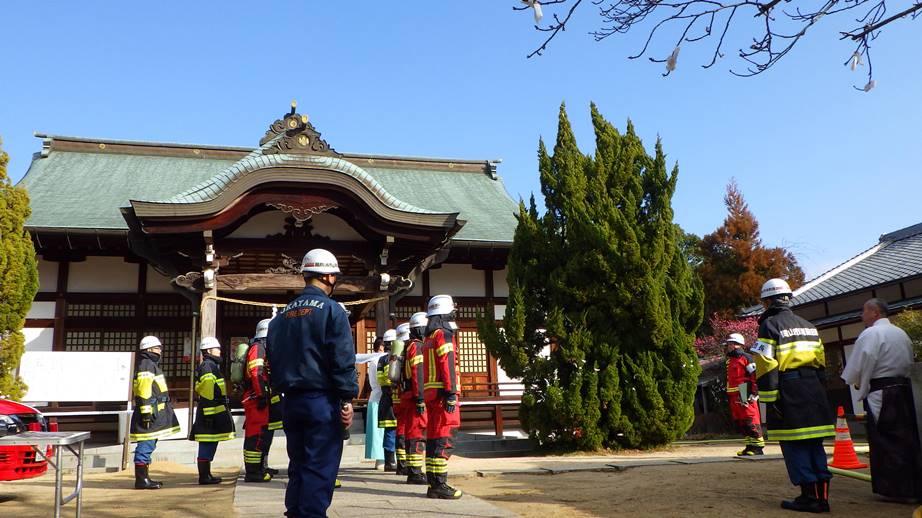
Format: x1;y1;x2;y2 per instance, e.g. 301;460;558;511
216;273;389;294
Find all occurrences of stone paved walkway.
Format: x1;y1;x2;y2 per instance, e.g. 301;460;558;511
234;466;519;518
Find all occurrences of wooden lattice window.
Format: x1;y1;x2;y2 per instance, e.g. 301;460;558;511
455;303;487;320
65;331;136;353
66;304;135;318
365;330;377;353
223;304;274;318
147;304;192;317
393;305;424;319
456;330;488;374
64;331;102;350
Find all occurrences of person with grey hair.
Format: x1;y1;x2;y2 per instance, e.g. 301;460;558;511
842;298;922;502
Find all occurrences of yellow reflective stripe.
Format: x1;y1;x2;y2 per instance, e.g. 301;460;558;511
268;421;283;431
775;340;823;355
436;343;453;356
758;337;777;345
135;372;155;399
194;432;235;441
379;420;397;427
196;373;217;400
726;387;740;392
247;358;265;369
202;405;226;415
424;381;444;389
130;425;181;442
377;370;392;387
216;378;226;394
139;405;153;414
154;374;168;392
157;403;165;411
767;424;835;441
759;390;778;402
270;395;281;404
409;355;423;366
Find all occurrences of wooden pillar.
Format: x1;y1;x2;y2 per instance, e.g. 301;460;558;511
375;296;389;335
201;284;217;339
52;261;69;351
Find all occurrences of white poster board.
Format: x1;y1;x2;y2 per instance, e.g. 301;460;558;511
19;351;134;403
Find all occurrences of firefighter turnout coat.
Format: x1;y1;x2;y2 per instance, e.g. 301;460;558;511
190;353;235;442
376;354;398;428
726;349;761;423
243;338;283;431
129;351;181;442
423;327;461;435
398;338;427;436
751;305;835;442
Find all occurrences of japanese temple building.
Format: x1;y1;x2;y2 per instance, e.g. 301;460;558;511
18;104;521;421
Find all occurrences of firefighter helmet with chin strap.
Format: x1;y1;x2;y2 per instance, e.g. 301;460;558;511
300;248;340;275
139;335;162;351
409;311;428;329
254;318;271;339
426;294;455;317
760;278;792;300
725;333;745;346
396;323;410;342
199;336;221;351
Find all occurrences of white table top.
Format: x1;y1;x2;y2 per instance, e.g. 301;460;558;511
0;431;91;447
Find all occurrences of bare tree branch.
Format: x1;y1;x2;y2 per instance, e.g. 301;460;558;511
515;0;922;89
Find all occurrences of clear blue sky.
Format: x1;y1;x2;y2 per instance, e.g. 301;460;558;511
2;2;920;279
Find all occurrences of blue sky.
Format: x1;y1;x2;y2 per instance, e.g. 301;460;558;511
2;2;920;279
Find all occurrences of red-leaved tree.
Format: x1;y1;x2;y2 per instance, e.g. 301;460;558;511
694;314;759;359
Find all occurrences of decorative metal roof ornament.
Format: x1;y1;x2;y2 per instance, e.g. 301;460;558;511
260;100;340;157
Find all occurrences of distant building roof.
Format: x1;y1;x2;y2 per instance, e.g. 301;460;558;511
18;134;519;244
792;222;922;305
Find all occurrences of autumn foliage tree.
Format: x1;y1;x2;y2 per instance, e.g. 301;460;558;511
0;137;39;399
479;104;703;450
697;180;804;320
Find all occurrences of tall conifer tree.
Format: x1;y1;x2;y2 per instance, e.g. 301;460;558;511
0;137;39;399
480;105;703;449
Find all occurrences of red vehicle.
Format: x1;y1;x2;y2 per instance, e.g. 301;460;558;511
0;399;55;481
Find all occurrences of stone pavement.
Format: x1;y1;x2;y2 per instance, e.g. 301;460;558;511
234;466;519;518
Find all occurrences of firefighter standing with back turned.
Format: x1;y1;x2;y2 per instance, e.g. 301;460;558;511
422;294;463;499
376;328;399;472
724;333;765;456
400;313;429;485
190;336;235;485
751;278;835;513
129;335;181;490
242;318;283;482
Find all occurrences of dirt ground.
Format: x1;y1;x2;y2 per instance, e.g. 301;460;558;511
0;462;238;518
456;458;917;518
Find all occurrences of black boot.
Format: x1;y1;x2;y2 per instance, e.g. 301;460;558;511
396;455;407;476
197;460;222;485
384;450;397;472
426;472;462;499
262;453;279;476
134;464;162;490
781;483;824;513
243;462;272;483
406;472;428;485
817;480;830;513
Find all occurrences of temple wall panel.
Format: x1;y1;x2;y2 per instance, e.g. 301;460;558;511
146;268;175;293
492;268;509;297
23;327;54;352
26;301;56;319
67;256;138;293
37;258;58;292
429;264;485;297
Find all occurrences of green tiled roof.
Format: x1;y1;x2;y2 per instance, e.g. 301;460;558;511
18;137;519;243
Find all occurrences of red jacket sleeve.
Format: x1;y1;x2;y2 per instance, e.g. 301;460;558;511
246;343;268;398
408;340;425;400
434;329;459;396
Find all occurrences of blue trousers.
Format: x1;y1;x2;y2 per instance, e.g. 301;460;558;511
283;391;343;518
133;439;157;465
780;438;832;485
383;427;396;454
197;441;218;461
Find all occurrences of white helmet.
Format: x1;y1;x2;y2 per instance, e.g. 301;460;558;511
409;311;428;329
725;333;745;346
382;329;397;342
760;278;792;299
300;248;340;275
139;336;162;351
255;318;271;339
396;323;410;341
199;336;221;351
426;294;455;317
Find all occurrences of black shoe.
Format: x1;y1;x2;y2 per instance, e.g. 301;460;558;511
781;484;823;513
427;483;463;499
407;473;428;485
261;454;279;476
134;464;163;490
197;460;222;485
244;463;272;483
384;451;397;472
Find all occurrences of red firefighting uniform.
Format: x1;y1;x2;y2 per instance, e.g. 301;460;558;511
398;338;428;476
242;338;283;472
726;349;764;449
422;327;461;483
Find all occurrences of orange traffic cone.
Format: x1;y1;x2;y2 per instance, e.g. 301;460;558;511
829;405;867;469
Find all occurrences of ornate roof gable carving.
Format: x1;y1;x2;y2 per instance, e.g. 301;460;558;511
259;101;340;157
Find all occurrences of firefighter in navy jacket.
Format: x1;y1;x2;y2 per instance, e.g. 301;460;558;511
752;278;834;513
190;336;235;485
129;335;180;490
267;249;358;518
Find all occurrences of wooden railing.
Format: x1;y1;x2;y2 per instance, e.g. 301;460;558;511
459;381;523;437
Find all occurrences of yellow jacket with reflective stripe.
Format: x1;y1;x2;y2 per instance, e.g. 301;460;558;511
130;351;180;441
190;353;235;442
